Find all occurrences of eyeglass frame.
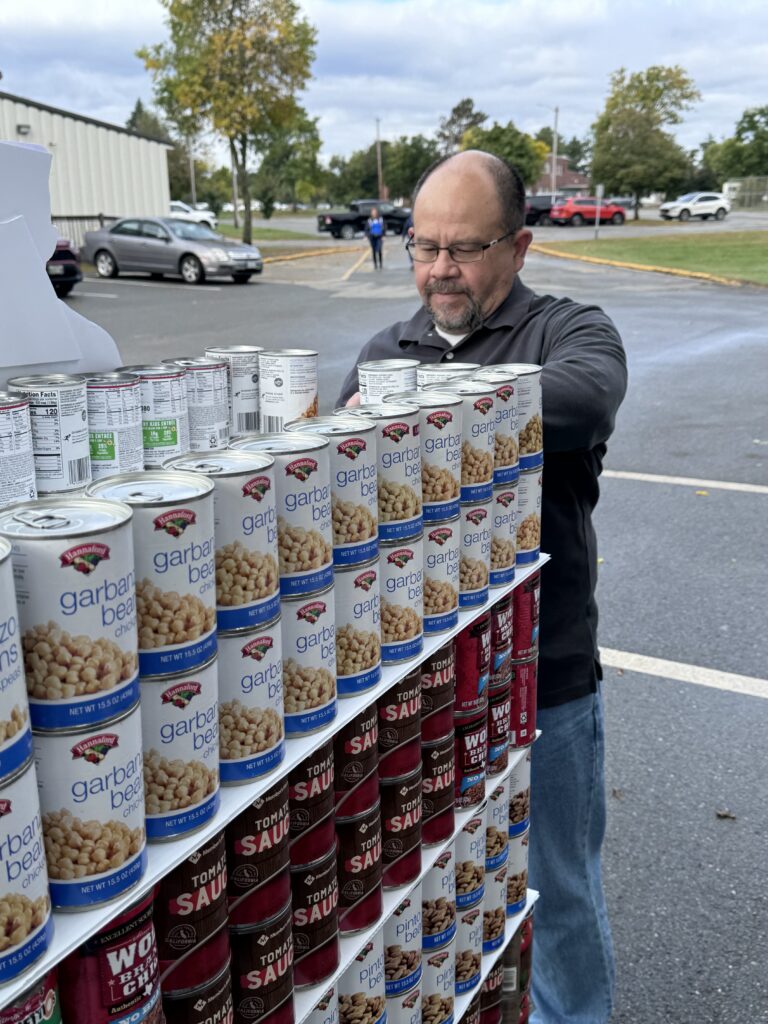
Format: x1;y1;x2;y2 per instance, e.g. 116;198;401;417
404;229;518;263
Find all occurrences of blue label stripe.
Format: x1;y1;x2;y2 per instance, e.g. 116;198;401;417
337;664;382;696
423;499;459;522
483;934;504;954
385;963;422;996
0;914;53;982
50;847;147;908
422;920;456;949
424;609;459;634
507;896;527;916
508;818;530;838
114;985;161;1024
460;483;492;503
488;740;509;767
30;674;140;730
220;740;285;784
519;451;543;471
378;518;423;543
139;629;217;678
493;465;520;486
279;563;334;597
216;591;280;632
459;587;489;608
382;635;423;664
486;847;509;873
333;537;379;567
490;567;515;587
493;649;511;671
0;728;32;781
285;699;337;736
515;548;540;566
456;973;481;994
146;791;220;840
456;886;484;910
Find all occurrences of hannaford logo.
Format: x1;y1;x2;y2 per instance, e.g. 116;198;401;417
382;422;410;443
355;941;374;963
426;409;453;430
71;733;120;764
473;397;494;416
495;491;515;509
496;385;514;403
161;681;202;708
242;476;271;501
465;507;488;526
241;636;274;661
393;896;411;916
463;908;481;924
285;457;318;482
59;543;110;574
296;601;326;624
387;548;414;568
403;991;419;1009
428;950;449;968
354;569;377;592
153;509;196;537
436;851;451;868
316;995;332;1012
0;800;11;817
337;437;366;460
428;527;453;546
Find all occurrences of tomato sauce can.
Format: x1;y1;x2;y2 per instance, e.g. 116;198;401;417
490;486;516;587
482;857;507;953
508;749;532;838
381;766;422;888
205;344;263;436
83;372;144;481
454;905;482;994
230;900;295;1024
420;733;454;846
378;667;421;780
423;520;460;634
509;659;537;750
162;357;230;452
511;574;539;662
486;778;510;872
515;472;541;567
336;801;383;934
479;960;504;1024
506;831;529;917
454;706;488;810
289;740;335;866
384;885;422;996
0;967;61;1024
258;348;319;430
455;616;491;714
334;705;380;817
421;846;455;951
117;364;190;470
0;392;36;510
338;929;386;1024
420;642;455;743
455;806;486;911
0;540;32;783
333;561;382;697
464;992;481;1024
379;537;424;664
291;845;340;987
487;688;511;778
358;359;420;405
421;940;455;1024
281;588;337;736
163;958;233;1024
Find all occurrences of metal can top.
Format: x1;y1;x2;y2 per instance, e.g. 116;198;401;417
466;370;517;384
7;373;86;390
258;348;318;357
337;402;419;418
164;450;275;476
422;381;495;397
0;390;30;407
381;390;463;409
80;371;140;386
86;469;214;506
358;359;420;371
0;536;10;562
162;356;227;370
205;345;263;355
230;431;328;455
285;415;376;436
475;363;541;378
229;895;293;935
117;364;187;377
417;362;480;373
0;496;132;538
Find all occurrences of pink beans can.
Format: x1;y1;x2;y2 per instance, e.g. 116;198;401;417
336;801;383;934
338;929;386;1024
454;904;483;994
422;845;456;951
289;739;335;865
334;704;380;817
482;860;507;954
485;777;510;872
291;845;340;987
421;733;455;846
381;766;422;888
487;687;511;777
384;884;423;995
455;802;486;911
420;641;455;743
378;666;421;779
454;705;488;810
509;658;538;749
455;615;491;714
511;572;539;661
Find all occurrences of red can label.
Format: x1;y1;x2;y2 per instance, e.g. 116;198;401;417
509;659;538;748
455;614;491;713
454;708;488;809
227;778;291;926
289;739;335;865
291;848;340;987
421;734;455;844
231;903;294;1023
334;706;379;817
511;573;539;661
420;641;455;742
378;667;421;779
491;594;512;648
380;769;422;887
336;803;383;933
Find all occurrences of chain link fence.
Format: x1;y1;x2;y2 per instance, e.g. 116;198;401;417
724;177;768;210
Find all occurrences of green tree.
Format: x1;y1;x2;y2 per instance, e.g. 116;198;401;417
139;0;316;243
461;122;548;187
385;135;441;201
327;145;388;205
703;106;768;181
126;99;190;201
437;99;488;155
252;110;323;217
562;135;591;175
534;126;565;152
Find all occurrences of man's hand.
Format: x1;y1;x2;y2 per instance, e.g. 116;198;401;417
346;392;362;407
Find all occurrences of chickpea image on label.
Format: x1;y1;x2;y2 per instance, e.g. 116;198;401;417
215;541;279;606
483;907;505;942
0;705;28;744
339;993;385;1024
23;623;137;700
455;861;484;896
424;579;458;616
378;480;422;523
460;558;489;592
510;788;530;825
219;701;283;760
422;898;455;934
385;946;420;981
422;994;453;1024
485;827;507;860
43;810;144;880
143;751;218;814
507;869;528;906
491;538;516;571
519;414;543;454
455;950;480;983
422;463;459;503
494;433;519;468
516;514;541;552
0;892;50;953
332;497;377;545
277;516;332;574
136;581;216;649
336;625;380;677
381;601;422;643
461;443;493;485
283;658;335;712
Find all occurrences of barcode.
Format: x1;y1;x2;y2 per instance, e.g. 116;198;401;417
263;415;283;432
68;456;90;484
237;411;260;433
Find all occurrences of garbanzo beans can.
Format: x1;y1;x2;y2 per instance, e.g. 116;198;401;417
479;365;542;471
468;371;519;486
490;487;517;588
515;472;542;567
423;381;496;504
333;561;382;697
281;588;337;735
423;519;460;635
205;344;263;435
379;537;424;664
358;359;420;404
0;539;32;783
258;348;319;430
459;503;491;608
82;372;144;481
415;364;480;389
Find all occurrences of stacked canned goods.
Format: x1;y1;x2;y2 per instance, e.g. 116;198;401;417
509;573;539;752
453;615;490;810
384;888;422;1024
421;846;456;1024
0;392;37;509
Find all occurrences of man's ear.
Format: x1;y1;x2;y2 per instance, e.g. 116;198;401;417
511;228;533;273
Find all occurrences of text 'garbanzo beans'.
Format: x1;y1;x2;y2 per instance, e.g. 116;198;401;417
423;520;459;635
0;539;32;783
459;503;491;608
423;381;495;503
516;470;542;566
281;589;336;735
379;537;424;664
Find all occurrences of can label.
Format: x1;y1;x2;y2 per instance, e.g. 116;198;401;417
205;347;261;435
491;595;512;651
141;660;220;839
516;473;541;566
453;391;495;503
421;735;454;846
180;363;230;452
0;967;60;1023
0;400;36;509
336;804;383;932
454;709;488;809
379;540;423;663
217;624;285;783
415;365;480;388
132;370;189;468
375;411;422;542
490;488;516;587
455;907;482;994
486;778;510;870
334;564;381;696
455;807;486;910
511;573;539;662
506;830;529;916
230;904;294;1020
482;862;507;953
487;381;519;485
508;749;532;838
420;406;462;523
86;378;144;480
358;362;418;404
421;942;454;1024
9;379;91;492
381;770;422;887
509;660;537;749
334;706;379;818
420;643;454;743
259;351;319;431
34;707;146;908
423;521;459;634
421;847;456;951
459;504;491;607
514;371;543;471
0;555;32;781
163;963;233;1024
377;669;421;780
384;888;422;996
275;447;334;597
291;849;339;987
338;930;386;1024
281;593;336;735
289;740;335;866
455;616;491;714
386;986;420;1024
307;987;338;1024
328;431;378;566
487;690;511;783
226;779;290;923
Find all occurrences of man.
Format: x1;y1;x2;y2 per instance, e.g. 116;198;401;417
366;206;385;269
339;150;627;1023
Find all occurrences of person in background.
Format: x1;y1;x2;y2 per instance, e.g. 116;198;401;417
366;207;385;269
402;210;414;269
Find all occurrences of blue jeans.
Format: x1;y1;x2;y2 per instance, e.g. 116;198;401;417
528;691;615;1023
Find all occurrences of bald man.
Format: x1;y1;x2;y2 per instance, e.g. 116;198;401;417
339;151;627;1024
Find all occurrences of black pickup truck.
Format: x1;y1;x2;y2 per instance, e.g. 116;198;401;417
317;200;411;239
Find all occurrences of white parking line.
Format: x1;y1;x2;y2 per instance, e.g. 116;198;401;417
602;470;768;495
600;648;768;700
78;292;118;298
86;278;222;293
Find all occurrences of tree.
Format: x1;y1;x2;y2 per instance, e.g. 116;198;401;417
327;145;389;205
561;135;591;175
385;135;441;201
461;122;548;187
703;106;768;181
535;126;565;152
437;99;488;155
139;0;316;243
252;110;323;217
126;99;190;200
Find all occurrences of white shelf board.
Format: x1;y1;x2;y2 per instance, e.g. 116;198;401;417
0;555;548;1010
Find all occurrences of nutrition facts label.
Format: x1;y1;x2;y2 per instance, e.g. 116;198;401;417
86;382;143;478
24;385;91;490
185;366;229;451
0;402;37;506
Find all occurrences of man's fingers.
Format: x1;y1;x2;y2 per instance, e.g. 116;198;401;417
346;392;362;407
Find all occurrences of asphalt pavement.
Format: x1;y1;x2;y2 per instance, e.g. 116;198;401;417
65;248;768;1023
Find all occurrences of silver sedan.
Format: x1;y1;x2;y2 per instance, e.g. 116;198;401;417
82;217;263;284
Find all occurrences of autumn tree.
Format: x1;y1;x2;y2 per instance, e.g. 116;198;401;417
252;110;323;216
461;122;548;187
437;99;488;154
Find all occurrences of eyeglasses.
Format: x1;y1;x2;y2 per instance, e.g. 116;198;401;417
405;230;516;263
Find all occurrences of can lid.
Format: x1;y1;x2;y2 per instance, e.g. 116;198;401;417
0;390;30;407
381;390;462;408
86;469;214;504
7;374;85;389
0;535;10;562
466;371;518;385
258;348;318;357
0;496;132;537
417;362;480;372
338;403;419;418
358;359;420;370
117;364;186;377
81;371;140;386
230;432;328;454
162;356;227;370
285;415;376;436
475;363;541;377
422;380;495;396
204;345;263;355
164;450;275;476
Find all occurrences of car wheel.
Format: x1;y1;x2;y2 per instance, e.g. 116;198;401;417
679;209;691;222
232;273;252;284
340;224;356;240
180;254;204;284
610;212;625;225
54;283;74;298
715;207;727;221
95;250;118;278
570;214;584;226
539;214;552;226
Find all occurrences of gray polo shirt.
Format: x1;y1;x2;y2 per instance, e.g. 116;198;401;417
339;276;628;709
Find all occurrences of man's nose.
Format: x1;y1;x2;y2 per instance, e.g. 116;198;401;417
430;248;460;276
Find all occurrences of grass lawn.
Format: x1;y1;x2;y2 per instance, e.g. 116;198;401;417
533;231;768;286
218;223;317;241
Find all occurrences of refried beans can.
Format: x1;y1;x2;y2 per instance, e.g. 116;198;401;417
0;539;32;783
163;959;233;1024
0;393;36;509
333;560;382;697
423;519;459;634
515;472;541;567
454;906;482;994
258;348;319;430
164;450;280;632
85;471;216;678
0;760;52;982
280;587;337;735
358;359;420;405
468;372;519;486
226;777;291;928
423;381;495;504
509;660;537;750
230;900;294;1024
379;537;424;664
421;733;454;846
380;767;422;888
0;968;61;1024
82;372;144;481
487;689;511;778
459;503;491;608
508;749;531;838
454;706;488;810
216;621;285;784
480;365;542;472
307;986;338;1024
288;740;335;866
162;357;230;452
490;487;516;588
338;929;386;1024
421;941;454;1024
415;364;479;389
482;862;507;954
384;885;422;996
511;574;539;662
421;846;455;951
291;846;340;987
228;433;333;598
33;703;146;909
0;497;140;731
486;779;510;872
506;831;529;917
7;375;91;494
335;801;383;934
59;889;161;1024
420;642;455;744
205;344;263;436
285;416;378;568
140;656;220;841
454;616;491;715
117;364;190;469
378;667;421;780
455;806;486;911
334;705;379;818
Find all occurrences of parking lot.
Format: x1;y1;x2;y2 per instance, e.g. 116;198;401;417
66;248;767;1023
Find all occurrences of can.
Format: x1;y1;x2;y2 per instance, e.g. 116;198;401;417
226;777;290;928
229;433;333;597
511;575;538;664
162;357;230;451
421;940;454;1024
289;740;335;866
464;992;481;1024
468;371;519;485
515;472;541;567
336;802;383;934
454;705;488;809
387;985;421;1024
509;659;537;750
423;519;459;634
482;861;507;953
421;733;454;846
454;906;482;994
479;366;541;471
384;886;422;996
508;749;531;838
307;986;338;1024
459;503;491;608
82;372;144;480
258;348;319;430
491;595;513;651
455;805;486;910
502;925;522;992
0;393;36;509
378;667;421;780
341;403;422;543
420;642;455;743
506;831;529;916
358;359;420;404
519;908;534;991
422;382;495;504
489;627;511;694
117;364;190;469
34;704;146;909
381;766;422;888
490;487;516;588
0;497;139;730
487;688;511;778
379;536;423;664
281;588;337;735
7;375;91;493
415;365;480;389
59;890;161;1024
164;450;280;632
486;777;510;870
338;929;386;1024
333;561;382;696
230;900;294;1024
217;621;284;784
291;846;340;987
163;959;233;1024
0;968;60;1024
205;344;263;436
285;416;378;567
334;705;379;818
455;616;491;715
381;391;462;523
0;540;32;782
479;960;503;1024
0;760;52;981
421;846;455;951
85;471;216;678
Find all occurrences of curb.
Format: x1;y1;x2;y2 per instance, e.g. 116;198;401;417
529;244;747;288
263;246;365;264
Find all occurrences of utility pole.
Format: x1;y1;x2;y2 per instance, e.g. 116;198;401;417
231;146;240;229
375;118;384;200
550;106;559;196
187;137;197;206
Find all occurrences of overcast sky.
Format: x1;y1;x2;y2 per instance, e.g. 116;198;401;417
2;0;767;164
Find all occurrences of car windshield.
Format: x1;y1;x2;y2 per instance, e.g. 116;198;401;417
165;219;221;241
676;193;698;202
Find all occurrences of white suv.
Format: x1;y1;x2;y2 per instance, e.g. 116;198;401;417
659;192;730;222
169;200;218;230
